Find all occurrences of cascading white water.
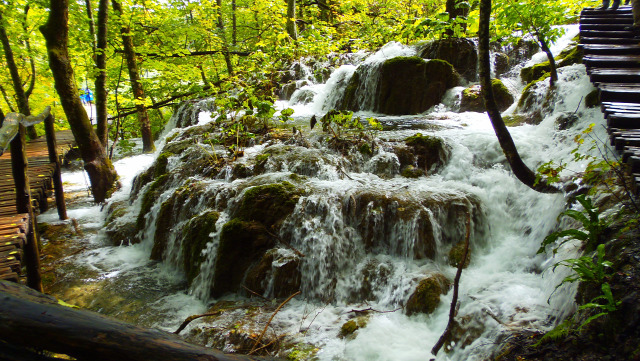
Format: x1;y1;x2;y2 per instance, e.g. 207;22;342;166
43;24;609;360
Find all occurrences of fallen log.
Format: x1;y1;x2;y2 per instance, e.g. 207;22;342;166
0;281;278;361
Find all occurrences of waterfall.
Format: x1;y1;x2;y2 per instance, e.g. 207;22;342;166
47;25;607;360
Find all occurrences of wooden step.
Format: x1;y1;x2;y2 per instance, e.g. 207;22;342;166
580;37;640;44
581;30;636;38
580;16;635;24
581;44;640;55
590;68;640;83
580;23;633;31
584;54;640;68
607;113;640;127
582;7;633;16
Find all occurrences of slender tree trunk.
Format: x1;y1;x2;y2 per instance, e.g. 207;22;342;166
0;85;16;113
0;10;38;140
111;0;155;153
445;0;468;35
95;0;109;146
286;0;298;40
22;5;36;101
537;34;558;86
216;0;234;75
85;0;97;57
40;0;118;203
232;0;237;46
478;0;558;193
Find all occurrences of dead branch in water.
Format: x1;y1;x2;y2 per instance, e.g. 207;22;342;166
249;291;301;355
174;311;223;334
431;212;471;356
343;307;402;315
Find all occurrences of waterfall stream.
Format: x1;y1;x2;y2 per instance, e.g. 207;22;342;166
40;25;609;360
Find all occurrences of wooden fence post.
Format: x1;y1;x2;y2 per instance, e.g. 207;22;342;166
44;114;67;220
9;124;42;292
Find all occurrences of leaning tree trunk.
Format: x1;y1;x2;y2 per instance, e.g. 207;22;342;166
216;0;234;75
40;0;118;203
95;0;109;147
536;33;558;86
0;10;38;140
478;0;558;193
111;0;155;153
286;0;298;40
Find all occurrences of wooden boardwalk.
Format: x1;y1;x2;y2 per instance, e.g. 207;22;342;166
0;130;74;282
580;6;640;193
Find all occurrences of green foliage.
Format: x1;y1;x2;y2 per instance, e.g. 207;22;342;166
552;244;612;286
538;195;606;254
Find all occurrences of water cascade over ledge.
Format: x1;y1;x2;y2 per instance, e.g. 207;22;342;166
43;25;610;360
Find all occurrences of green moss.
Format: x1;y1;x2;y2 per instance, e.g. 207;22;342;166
287;344;319;361
182;211;219;284
136;174;169;232
557;46;583;67
462;87;479;100
154;152;171;178
255;153;271;163
401;165;424;178
585;89;600;108
236;181;302;227
339;71;361;110
358;143;372;156
502;114;528;127
405;273;451;316
448;241;470;268
517;73;550;109
339;316;369;338
405;133;443;149
520;61;551;84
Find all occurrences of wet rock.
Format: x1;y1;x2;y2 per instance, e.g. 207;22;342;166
376;57;460;115
405;273;451;316
419;38;478;81
290;89;315;105
234;181;302;228
130;152;172;200
404;133;450;174
105;222;137;246
212;219;275;297
339;315;370;338
280;82;298;100
135;174;171;232
358;259;393;301
516;75;552;117
244;249;301;298
494;52;510;77
366;152;400;178
505;38;540;66
585;89;600;108
401;165;424;178
181;211;220;284
555;112;579;130
459;79;513;113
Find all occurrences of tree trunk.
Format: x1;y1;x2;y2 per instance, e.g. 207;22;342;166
111;0;155;153
217;0;234;75
0;281;279;361
95;0;109;146
232;0;237;46
478;0;558;193
286;0;297;40
85;0;97;56
537;35;558;86
445;0;468;35
40;0;118;203
0;10;37;140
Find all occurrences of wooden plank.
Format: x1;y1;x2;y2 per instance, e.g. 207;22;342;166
582;44;640;55
580;24;632;31
590;68;640;83
580;17;635;24
580;37;639;44
581;30;636;38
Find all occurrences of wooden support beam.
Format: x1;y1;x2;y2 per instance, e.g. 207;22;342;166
44;114;67;220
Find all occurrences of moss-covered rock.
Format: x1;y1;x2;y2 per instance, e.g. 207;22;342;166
585;89;600;108
135;174;170;232
419;38;478;80
555;112;579;131
375;57;460;115
181;211;220;284
517;74;551;114
339;316;370;338
280;82;298;100
404;133;450;174
459;79;513;113
244;249;301;298
405;273;451;316
212;219;274;297
286;343;319;361
401;165;424;178
235;181;302;228
520;45;583;84
494;52;510;77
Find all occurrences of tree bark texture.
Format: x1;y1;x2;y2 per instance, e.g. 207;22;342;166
216;0;235;75
0;281;279;361
44;114;68;220
85;0;97;56
286;0;298;40
538;35;558;85
40;0;118;203
96;0;109;146
478;0;558;193
111;0;155;153
0;10;37;140
8;125;42;292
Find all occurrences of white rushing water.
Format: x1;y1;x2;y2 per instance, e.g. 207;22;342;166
43;24;610;360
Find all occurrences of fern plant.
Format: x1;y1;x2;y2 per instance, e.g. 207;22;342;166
538;195;606;254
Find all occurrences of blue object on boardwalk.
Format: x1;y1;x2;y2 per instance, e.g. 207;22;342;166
80;88;94;103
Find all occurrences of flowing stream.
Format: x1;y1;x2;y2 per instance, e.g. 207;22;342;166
40;25;610;360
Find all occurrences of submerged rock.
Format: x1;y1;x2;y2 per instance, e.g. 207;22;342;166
339;315;370;338
405;273;451;315
404;133;451;174
419;38;478;81
244;248;301;298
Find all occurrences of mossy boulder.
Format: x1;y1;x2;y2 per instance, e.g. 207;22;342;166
181;211;220;284
135;174;170;232
517;74;551;115
375;57;460;115
130;152;172;201
494;52;510;77
234;181;302;228
459;79;514;113
419;38;478;80
585;89;600;108
244;249;301;298
339;316;370;338
555;112;579;130
401;165;424;178
280;82;298;100
520;45;583;84
212;219;274;297
405;273;451;316
404;133;450;174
